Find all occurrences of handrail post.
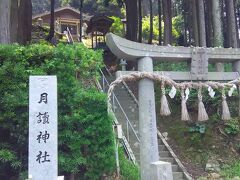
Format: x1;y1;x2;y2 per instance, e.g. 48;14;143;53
102;76;105;92
112;95;115;112
126;121;129;142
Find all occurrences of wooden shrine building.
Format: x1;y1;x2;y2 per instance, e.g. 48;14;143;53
32;6;91;40
86;15;114;49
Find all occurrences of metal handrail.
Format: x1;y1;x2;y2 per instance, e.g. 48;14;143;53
99;69;140;143
110;109;136;163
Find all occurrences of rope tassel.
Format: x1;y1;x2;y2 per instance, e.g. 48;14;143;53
198;87;209;121
181;89;190;121
160;81;171;116
222;89;231;120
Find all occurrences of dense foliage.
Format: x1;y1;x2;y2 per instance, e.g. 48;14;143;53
110;16;124;37
221;161;240;179
0;43;115;179
32;0;121;16
142;15;182;44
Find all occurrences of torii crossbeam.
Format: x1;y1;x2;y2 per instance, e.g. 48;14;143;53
106;33;240;180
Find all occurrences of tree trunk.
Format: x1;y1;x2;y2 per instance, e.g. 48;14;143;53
236;0;240;47
18;0;32;44
212;0;223;47
234;0;239;46
69;174;75;180
226;0;238;48
192;0;199;46
79;0;83;42
221;0;228;47
138;0;142;42
26;0;32;43
158;0;162;45
0;0;11;44
237;1;240;40
212;0;224;71
10;0;18;43
205;0;213;47
162;0;172;45
197;0;206;47
125;0;138;42
148;0;153;44
183;0;189;46
46;0;55;41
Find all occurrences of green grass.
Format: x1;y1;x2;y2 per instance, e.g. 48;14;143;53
119;148;140;180
221;161;240;179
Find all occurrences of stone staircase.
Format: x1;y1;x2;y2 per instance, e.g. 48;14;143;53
104;74;191;180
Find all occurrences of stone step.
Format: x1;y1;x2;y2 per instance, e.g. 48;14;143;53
171;164;179;172
114;108;138;117
114;90;137;99
134;154;140;162
158;139;163;145
173;172;184;180
159;145;166;151
159;151;170;157
117;115;138;122
114;94;132;99
159;157;175;164
115;106;138;113
114;93;137;100
114;92;136;99
114;101;138;110
106;78;116;82
113;89;130;94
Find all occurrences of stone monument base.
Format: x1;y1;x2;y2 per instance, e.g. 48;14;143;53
150;161;173;180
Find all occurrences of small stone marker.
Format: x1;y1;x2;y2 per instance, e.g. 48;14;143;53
29;76;58;180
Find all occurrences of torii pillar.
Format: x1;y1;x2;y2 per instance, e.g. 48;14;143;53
138;56;160;179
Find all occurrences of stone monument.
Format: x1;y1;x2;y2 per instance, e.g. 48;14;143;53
29;76;58;180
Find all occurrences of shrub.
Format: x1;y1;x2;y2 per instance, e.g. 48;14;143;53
0;43;115;179
224;119;240;135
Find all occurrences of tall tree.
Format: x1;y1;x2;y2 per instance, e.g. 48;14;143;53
138;0;142;42
0;0;11;44
79;0;84;42
125;0;138;41
197;0;206;46
212;0;223;47
220;0;228;47
158;0;162;45
10;0;18;43
226;0;238;48
212;0;224;71
192;0;199;46
205;0;213;47
46;0;55;41
18;0;32;44
162;0;172;45
148;0;153;44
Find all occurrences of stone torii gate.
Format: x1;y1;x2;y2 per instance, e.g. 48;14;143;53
106;33;240;180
